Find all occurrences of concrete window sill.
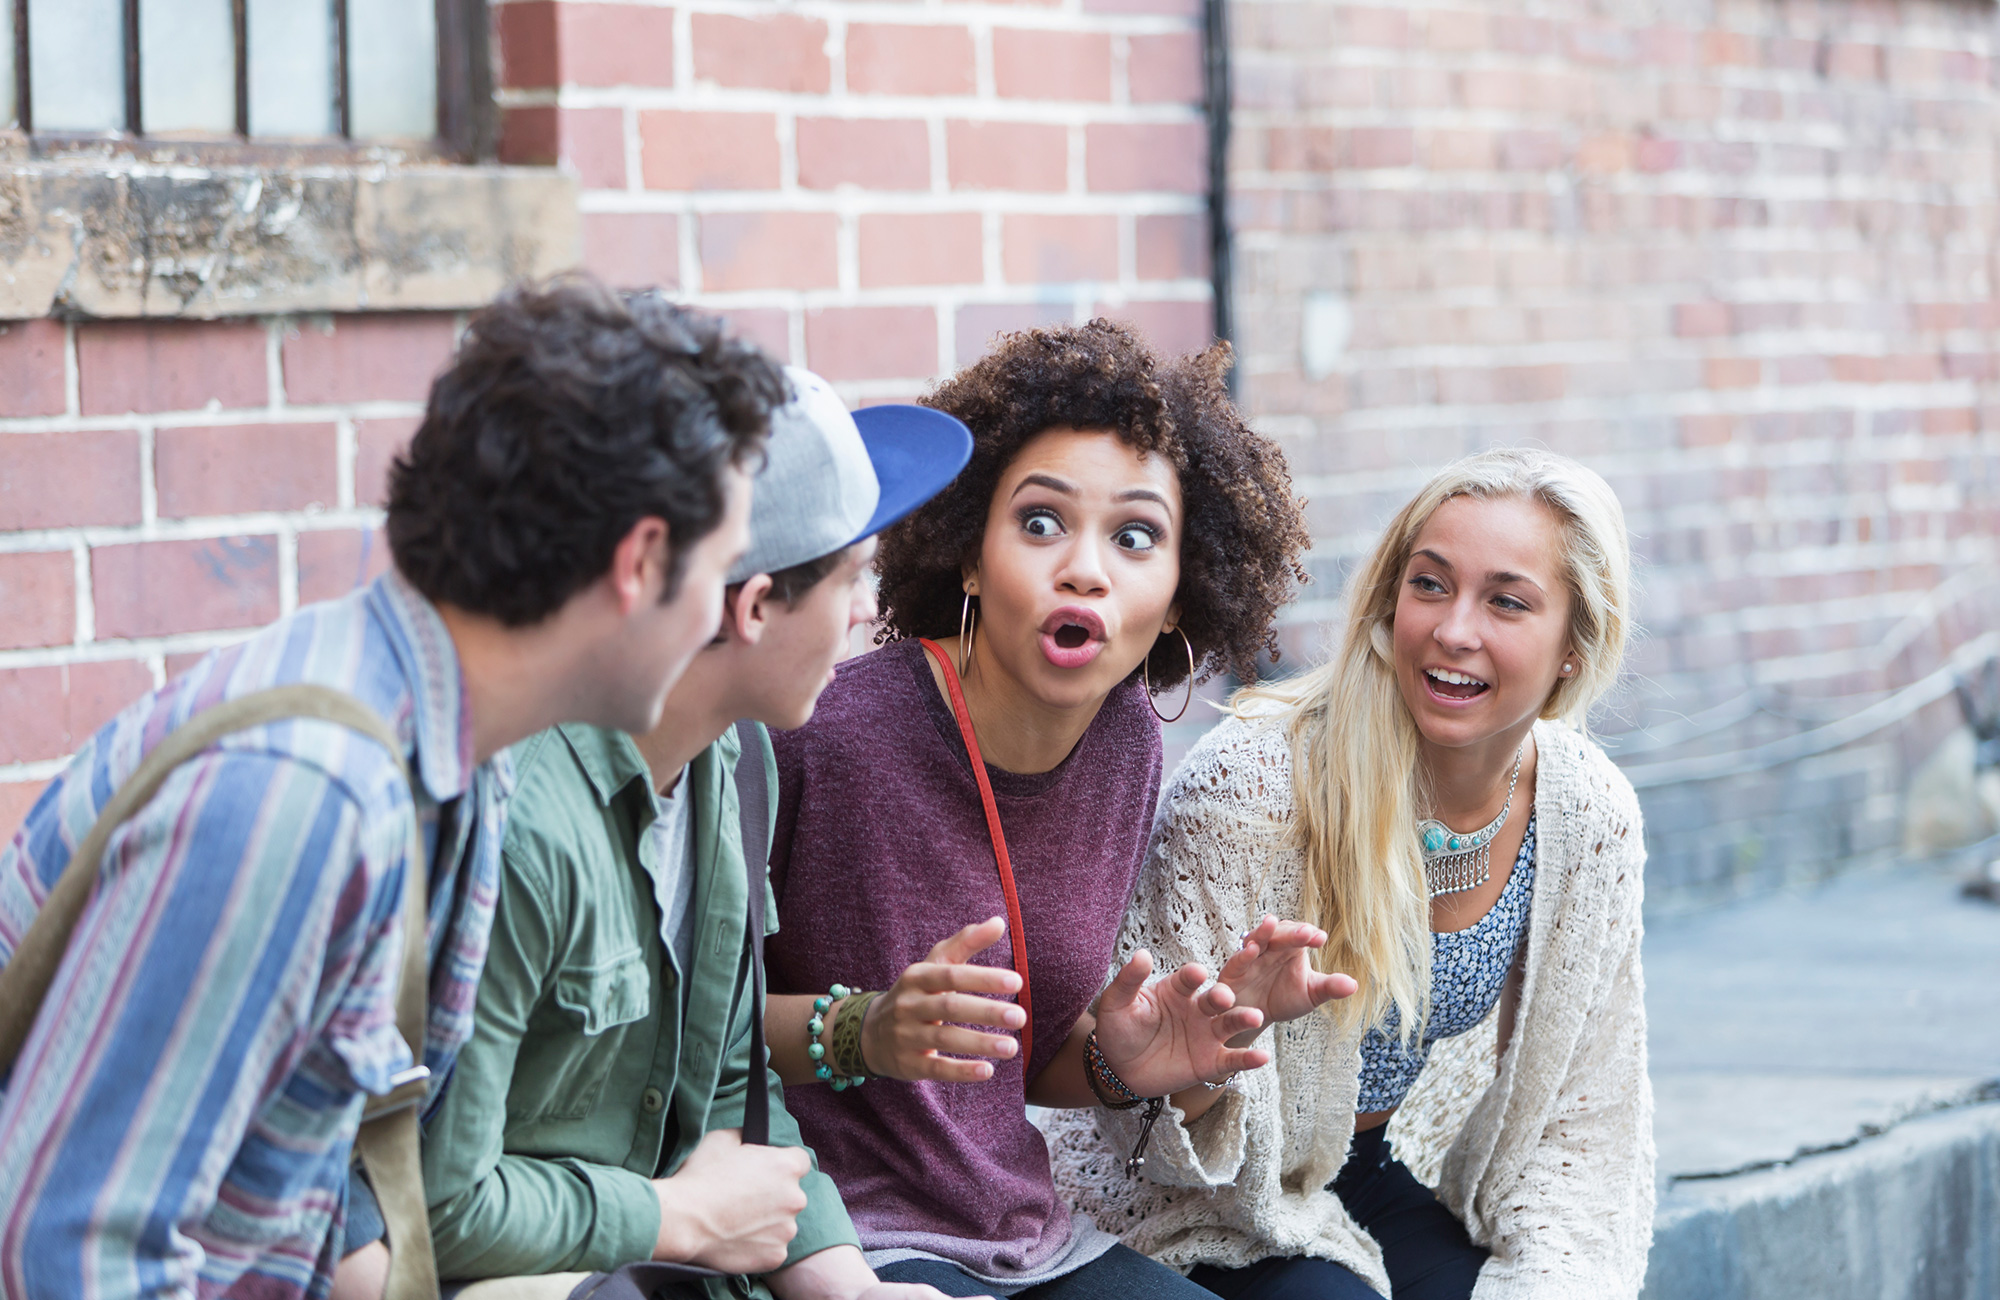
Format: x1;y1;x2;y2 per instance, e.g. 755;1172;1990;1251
0;159;579;320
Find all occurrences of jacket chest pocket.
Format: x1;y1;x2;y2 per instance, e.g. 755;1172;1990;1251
509;951;653;1124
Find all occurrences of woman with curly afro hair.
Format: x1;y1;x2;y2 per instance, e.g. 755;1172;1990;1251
759;321;1353;1300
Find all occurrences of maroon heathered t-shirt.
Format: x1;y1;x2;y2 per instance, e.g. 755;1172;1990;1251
768;639;1162;1278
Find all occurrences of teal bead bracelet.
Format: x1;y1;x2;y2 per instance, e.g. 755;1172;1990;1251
809;984;867;1090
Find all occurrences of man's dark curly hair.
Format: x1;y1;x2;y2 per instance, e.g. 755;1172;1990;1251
874;319;1310;690
387;275;786;626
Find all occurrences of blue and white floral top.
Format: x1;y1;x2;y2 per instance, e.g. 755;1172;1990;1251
1355;815;1536;1112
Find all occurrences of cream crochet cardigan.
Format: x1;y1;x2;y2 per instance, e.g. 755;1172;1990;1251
1047;712;1654;1299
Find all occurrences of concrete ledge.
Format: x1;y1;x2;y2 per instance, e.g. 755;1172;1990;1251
1642;1101;2000;1300
0;161;578;320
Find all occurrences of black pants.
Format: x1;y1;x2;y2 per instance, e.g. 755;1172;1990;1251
878;1243;1222;1298
1187;1126;1487;1300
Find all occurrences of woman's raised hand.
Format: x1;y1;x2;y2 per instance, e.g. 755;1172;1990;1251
1214;915;1357;1038
858;916;1028;1083
1090;950;1271;1097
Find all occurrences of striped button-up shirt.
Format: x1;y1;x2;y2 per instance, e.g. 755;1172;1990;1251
0;569;513;1300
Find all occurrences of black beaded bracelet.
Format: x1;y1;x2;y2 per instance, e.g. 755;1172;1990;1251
1082;1030;1144;1109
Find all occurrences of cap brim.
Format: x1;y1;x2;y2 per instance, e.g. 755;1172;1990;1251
849;405;973;542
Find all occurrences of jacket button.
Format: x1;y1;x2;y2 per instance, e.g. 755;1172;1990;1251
642;1086;665;1113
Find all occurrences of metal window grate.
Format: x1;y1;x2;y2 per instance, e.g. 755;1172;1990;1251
5;0;485;155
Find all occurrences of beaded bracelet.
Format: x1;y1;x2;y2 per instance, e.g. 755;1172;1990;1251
1083;1030;1168;1176
1082;1029;1145;1109
809;985;874;1091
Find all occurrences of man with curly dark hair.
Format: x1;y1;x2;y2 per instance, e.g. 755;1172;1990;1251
759;321;1343;1300
0;275;780;1300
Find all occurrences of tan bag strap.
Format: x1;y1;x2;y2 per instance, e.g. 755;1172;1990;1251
0;683;438;1300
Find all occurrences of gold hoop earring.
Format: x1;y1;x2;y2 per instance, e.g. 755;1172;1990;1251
959;592;977;676
1145;628;1197;724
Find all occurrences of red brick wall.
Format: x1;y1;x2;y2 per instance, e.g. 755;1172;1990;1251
0;314;455;828
1230;0;2000;901
492;0;1215;399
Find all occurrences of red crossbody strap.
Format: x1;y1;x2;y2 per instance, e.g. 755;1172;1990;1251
919;637;1034;1061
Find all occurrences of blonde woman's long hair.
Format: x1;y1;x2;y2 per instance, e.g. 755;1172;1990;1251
1238;447;1633;1042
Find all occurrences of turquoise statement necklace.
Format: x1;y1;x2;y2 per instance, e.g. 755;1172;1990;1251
1416;745;1522;900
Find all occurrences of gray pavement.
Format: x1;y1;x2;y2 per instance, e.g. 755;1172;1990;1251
1641;864;2000;1297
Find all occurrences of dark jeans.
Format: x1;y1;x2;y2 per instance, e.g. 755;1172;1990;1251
877;1243;1223;1299
1187;1126;1488;1300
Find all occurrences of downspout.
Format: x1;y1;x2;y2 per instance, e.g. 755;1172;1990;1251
1203;0;1235;391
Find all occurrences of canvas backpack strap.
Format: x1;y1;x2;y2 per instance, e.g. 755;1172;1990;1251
0;683;437;1300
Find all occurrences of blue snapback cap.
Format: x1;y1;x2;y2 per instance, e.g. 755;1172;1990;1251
848;404;973;543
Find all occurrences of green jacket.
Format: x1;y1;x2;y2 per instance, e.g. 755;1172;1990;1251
420;722;858;1292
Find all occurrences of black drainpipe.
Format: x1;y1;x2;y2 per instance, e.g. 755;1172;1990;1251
1203;0;1235;388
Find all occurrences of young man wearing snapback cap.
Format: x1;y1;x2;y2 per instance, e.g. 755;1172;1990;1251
412;371;974;1300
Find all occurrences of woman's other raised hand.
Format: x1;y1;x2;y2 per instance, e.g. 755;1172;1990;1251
1215;914;1357;1042
1090;950;1271;1097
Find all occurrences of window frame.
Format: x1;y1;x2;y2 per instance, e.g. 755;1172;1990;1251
8;0;492;162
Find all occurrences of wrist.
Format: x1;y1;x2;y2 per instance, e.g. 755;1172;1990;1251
808;985;876;1090
1083;1029;1151;1108
768;1245;875;1300
650;1176;696;1262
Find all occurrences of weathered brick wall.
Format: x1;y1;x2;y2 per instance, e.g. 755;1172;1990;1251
1229;0;2000;905
0;0;1214;830
0;314;456;830
493;0;1214;398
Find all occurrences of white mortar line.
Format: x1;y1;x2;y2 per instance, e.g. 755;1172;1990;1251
63;322;79;418
828;11;848;97
777;108;800;193
786;308;807;366
71;539;92;645
837;211;859;294
137;425;157;528
971;20;995;101
335;417;357;510
575;188;1207;217
672;7;696;91
0;758;72;783
519;84;1206;124
0;508;389;556
927;116;947;194
278;526;299;616
265;318;285;409
624;104;645;191
981;210;1003;288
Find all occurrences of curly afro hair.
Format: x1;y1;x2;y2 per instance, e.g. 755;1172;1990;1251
874;319;1310;690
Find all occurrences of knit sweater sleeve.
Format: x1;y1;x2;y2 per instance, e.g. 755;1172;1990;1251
1083;719;1285;1188
1472;747;1656;1300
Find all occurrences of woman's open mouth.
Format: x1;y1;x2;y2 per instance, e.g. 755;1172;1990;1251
1039;606;1107;669
1424;667;1490;703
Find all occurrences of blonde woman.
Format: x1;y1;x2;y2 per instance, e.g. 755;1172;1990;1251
1049;448;1653;1299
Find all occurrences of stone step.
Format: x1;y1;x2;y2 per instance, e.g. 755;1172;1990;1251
1641;866;2000;1299
1644;1099;2000;1299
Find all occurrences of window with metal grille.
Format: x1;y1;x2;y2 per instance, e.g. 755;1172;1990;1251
2;0;489;155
